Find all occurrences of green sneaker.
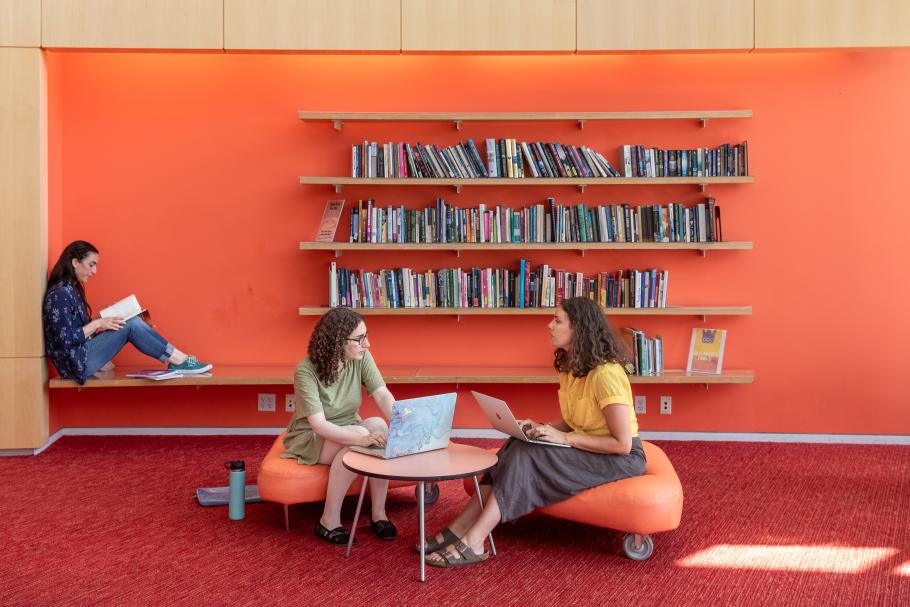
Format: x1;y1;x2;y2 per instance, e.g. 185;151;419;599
167;355;212;375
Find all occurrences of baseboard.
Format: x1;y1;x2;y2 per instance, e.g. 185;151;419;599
4;426;909;457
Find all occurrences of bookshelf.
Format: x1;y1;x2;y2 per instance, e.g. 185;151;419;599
297;109;754;383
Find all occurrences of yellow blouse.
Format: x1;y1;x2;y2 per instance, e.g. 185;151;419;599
558;362;638;438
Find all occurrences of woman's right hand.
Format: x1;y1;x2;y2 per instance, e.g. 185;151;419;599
93;317;126;332
517;419;541;435
356;431;387;448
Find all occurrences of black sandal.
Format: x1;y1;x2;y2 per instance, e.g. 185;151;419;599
315;521;356;545
370;519;397;541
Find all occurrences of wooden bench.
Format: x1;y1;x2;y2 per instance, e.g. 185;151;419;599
48;365;754;388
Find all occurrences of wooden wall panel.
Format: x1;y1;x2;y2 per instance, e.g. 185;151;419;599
0;357;48;449
578;0;753;51
0;0;40;47
0;47;46;359
42;0;223;49
224;0;400;51
402;0;575;51
756;0;910;48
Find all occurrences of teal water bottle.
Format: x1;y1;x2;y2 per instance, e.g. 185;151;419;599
225;460;246;520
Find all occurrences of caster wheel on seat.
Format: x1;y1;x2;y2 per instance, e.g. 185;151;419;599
416;482;440;505
623;534;654;561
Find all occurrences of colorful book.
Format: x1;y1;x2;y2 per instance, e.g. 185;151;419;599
686;328;727;374
315;199;345;242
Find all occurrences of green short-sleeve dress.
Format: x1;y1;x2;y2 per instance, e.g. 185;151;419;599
281;350;385;465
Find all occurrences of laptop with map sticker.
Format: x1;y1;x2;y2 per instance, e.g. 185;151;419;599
348;392;457;459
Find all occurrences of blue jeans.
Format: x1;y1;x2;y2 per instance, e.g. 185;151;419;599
84;317;175;376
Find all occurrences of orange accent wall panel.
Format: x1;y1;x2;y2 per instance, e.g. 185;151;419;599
45;51;910;437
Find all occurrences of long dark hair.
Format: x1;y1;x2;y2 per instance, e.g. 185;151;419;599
308;307;365;385
553;297;630;377
46;240;98;316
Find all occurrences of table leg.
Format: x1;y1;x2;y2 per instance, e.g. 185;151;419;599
418;480;426;583
472;475;497;556
345;475;368;559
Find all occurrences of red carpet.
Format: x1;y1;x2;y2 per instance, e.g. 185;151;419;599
1;437;908;606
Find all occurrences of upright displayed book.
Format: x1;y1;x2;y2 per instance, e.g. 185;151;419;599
315;199;345;242
686;328;727;374
100;294;146;321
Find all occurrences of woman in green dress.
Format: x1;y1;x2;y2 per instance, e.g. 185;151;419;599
282;307;397;545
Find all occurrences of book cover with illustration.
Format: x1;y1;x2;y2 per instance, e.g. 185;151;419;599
315;199;345;242
686;328;727;374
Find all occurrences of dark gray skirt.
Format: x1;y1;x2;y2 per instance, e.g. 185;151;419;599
483;437;646;523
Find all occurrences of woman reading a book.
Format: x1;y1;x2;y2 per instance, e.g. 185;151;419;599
42;240;212;385
282;307;398;545
421;297;646;568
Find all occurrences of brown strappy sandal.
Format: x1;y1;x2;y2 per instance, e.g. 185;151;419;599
414;526;459;554
425;540;489;569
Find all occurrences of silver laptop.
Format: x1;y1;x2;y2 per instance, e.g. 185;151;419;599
349;392;457;459
471;391;571;448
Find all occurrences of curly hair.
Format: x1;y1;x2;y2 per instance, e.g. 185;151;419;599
308;307;364;385
553;297;631;377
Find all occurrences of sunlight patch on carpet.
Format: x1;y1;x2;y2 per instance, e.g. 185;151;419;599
676;544;897;573
895;559;910;576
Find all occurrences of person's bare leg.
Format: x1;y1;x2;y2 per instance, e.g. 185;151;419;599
318;427;369;529
360;417;391;521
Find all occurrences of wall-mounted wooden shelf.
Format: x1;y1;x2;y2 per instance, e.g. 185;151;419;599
298;110;753;130
300;241;753;257
299;176;754;194
298;306;751;317
49;365;753;389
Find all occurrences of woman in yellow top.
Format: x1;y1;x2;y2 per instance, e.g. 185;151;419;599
423;296;646;568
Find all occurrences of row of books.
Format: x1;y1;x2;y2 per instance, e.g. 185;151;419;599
328;262;669;310
622;328;664;376
621;143;748;178
350;139;748;179
348;197;722;244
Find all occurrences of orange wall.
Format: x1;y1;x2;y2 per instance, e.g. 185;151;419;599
47;50;910;436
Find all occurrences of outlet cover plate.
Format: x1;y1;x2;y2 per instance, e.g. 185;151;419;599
284;394;296;412
660;396;672;415
258;393;276;412
634;395;646;415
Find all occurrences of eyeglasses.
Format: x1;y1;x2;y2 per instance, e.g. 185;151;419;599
346;332;368;345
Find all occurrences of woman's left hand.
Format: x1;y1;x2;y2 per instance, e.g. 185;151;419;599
527;424;570;445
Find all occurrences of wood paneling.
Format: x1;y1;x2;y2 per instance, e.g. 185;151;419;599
402;0;575;51
756;0;910;48
0;0;40;47
0;47;46;358
578;0;753;51
42;0;222;49
0;357;48;449
224;0;400;51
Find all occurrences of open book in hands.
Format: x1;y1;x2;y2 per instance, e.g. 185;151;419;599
100;294;147;321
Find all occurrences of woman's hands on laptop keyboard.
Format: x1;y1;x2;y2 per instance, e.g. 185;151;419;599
357;430;388;448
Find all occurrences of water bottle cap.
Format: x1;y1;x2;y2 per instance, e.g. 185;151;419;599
225;460;245;471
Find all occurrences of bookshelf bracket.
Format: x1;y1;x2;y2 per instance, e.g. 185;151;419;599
454;120;463;131
698;184;706;192
334;184;343;193
332;119;343;131
700;118;708;128
454;185;462;194
334;250;342;258
577;184;586;193
578;249;586;257
455;249;461;258
577;119;585;130
699;249;707;257
700;315;707;322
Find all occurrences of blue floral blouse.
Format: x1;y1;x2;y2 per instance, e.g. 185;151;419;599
43;281;91;384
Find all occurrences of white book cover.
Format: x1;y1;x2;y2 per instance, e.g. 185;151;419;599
125;369;183;381
100;294;145;320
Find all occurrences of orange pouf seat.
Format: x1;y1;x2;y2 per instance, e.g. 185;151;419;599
259;433;423;531
463;440;682;560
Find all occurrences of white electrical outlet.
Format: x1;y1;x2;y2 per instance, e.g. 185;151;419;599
660;396;672;415
257;393;276;412
284;394;296;412
634;395;647;415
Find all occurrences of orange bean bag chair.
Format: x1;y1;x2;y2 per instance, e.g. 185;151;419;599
463;440;682;560
258;433;426;531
